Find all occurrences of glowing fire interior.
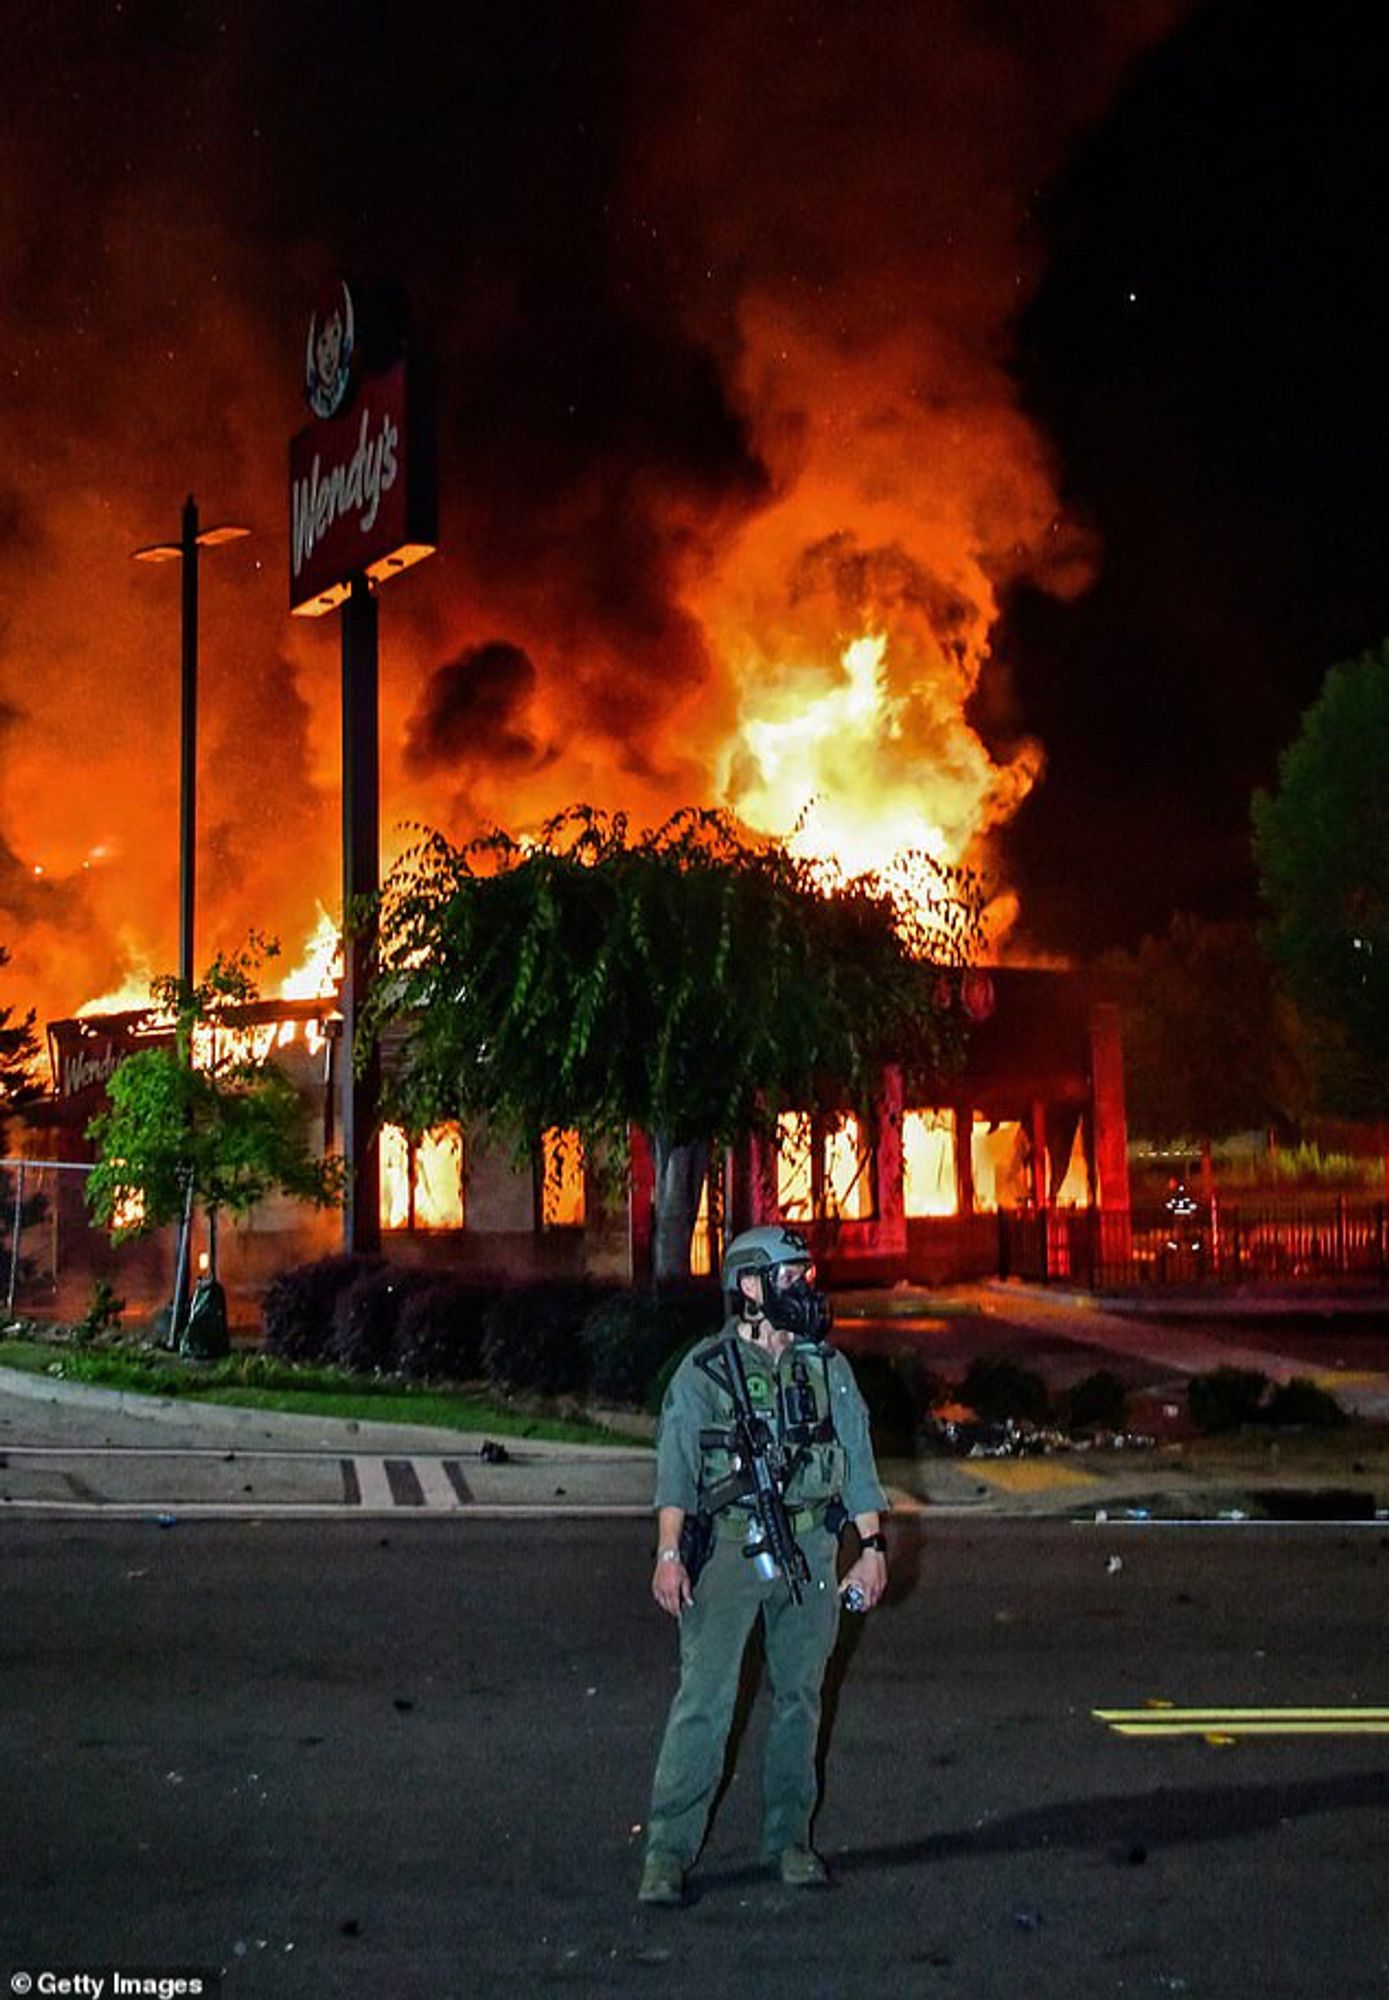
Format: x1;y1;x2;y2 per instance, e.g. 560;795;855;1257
773;1106;1092;1222
776;1112;875;1223
380;1124;464;1232
60;604;1057;1237
540;1129;586;1228
721;632;1038;950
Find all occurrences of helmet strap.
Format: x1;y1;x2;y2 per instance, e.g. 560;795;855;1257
733;1273;767;1323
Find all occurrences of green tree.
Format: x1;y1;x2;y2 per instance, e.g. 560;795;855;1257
0;946;45;1303
0;946;41;1119
361;806;983;1280
1253;642;1389;1118
1097;915;1302;1161
86;943;345;1291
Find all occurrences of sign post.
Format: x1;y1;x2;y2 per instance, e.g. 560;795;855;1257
289;277;435;1253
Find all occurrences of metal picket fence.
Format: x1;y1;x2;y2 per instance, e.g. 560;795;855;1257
998;1198;1389;1290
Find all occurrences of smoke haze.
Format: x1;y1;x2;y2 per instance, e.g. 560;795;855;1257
0;1;1185;1028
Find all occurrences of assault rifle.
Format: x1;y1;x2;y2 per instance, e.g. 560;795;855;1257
695;1335;811;1605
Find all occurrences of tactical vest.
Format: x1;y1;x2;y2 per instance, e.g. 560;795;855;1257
696;1336;846;1516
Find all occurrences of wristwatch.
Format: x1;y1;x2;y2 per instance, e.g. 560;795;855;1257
657;1547;683;1564
859;1531;887;1554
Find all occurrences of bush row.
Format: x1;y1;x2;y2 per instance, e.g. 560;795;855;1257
260;1267;1350;1437
1186;1365;1348;1434
260;1256;721;1406
845;1351;1134;1453
851;1350;1348;1444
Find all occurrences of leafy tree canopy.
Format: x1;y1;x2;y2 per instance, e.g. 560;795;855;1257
87;940;345;1242
0;946;45;1278
0;944;42;1126
360;806;985;1161
1253;642;1389;1117
1096;914;1302;1145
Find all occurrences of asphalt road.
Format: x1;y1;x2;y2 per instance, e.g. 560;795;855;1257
2;1518;1387;2000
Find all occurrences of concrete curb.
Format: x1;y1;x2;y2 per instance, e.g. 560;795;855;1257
5;1345;1388;1522
0;1364;652;1461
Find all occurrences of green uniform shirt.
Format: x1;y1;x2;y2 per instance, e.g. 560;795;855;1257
654;1319;888;1521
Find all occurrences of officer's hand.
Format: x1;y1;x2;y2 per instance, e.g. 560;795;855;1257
841;1549;888;1611
652;1556;693;1618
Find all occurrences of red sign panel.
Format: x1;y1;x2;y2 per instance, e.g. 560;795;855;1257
48;1022;171;1103
289;359;434;615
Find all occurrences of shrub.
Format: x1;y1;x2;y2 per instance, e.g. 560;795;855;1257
262;1254;379;1362
72;1279;125;1345
647;1322;711;1416
392;1277;503;1383
580;1283;720;1407
959;1356;1052;1426
481;1280;618;1395
328;1265;436;1375
1062;1369;1129;1435
1188;1365;1270;1434
847;1350;919;1456
891;1353;950;1421
1263;1376;1348;1429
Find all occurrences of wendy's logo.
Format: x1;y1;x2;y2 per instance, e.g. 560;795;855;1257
306;276;357;420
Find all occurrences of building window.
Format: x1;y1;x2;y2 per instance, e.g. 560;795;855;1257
541;1128;586;1227
823;1113;874;1219
380;1124;464;1231
775;1111;875;1223
688;1157;725;1278
1052;1123;1089;1206
902;1109;958;1217
970;1118;1029;1213
110;1181;148;1233
776;1112;815;1221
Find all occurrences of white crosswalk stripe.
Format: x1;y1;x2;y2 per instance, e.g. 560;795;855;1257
346;1456;469;1509
414;1457;466;1509
353;1456;395;1508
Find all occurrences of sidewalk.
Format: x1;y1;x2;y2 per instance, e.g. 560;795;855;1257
3;1281;1389;1519
838;1279;1389;1520
0;1365;656;1517
836;1278;1389;1414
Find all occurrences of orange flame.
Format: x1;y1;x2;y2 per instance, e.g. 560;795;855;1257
276;905;342;1002
719;630;1040;950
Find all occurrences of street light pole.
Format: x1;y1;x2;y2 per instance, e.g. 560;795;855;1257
178;495;199;997
132;499;249;1338
134;496;250;997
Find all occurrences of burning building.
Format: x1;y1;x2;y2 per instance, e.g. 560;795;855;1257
21;960;1127;1320
0;6;1183;1318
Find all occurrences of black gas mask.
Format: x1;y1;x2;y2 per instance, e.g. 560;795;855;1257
761;1270;832;1344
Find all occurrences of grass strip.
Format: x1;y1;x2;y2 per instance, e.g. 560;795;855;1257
0;1338;646;1448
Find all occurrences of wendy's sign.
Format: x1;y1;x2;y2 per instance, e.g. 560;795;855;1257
47;1017;173;1106
288;278;436;616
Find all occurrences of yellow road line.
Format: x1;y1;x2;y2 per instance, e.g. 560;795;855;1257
1095;1704;1389;1738
1107;1721;1389;1736
1096;1712;1389;1728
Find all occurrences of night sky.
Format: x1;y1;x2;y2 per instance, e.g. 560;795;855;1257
1003;1;1389;950
2;0;1387;1023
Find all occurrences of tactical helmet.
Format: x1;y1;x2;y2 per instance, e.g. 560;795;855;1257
721;1225;814;1300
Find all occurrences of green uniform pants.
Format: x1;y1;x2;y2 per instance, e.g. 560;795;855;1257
646;1524;841;1864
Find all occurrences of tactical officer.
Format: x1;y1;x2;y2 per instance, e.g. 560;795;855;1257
638;1225;888;1907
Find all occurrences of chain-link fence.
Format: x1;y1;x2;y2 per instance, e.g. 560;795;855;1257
1;1158;170;1323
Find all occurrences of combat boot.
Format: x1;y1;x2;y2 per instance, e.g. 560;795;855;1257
778;1844;829;1887
638;1850;687;1906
